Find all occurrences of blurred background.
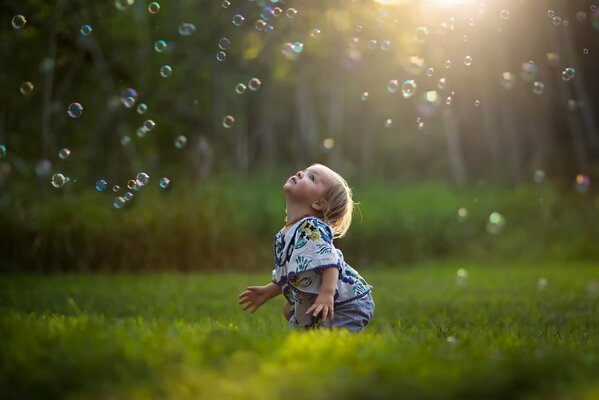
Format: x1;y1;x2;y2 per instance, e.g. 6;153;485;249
0;0;598;272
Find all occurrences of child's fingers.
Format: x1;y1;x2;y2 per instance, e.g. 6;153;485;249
242;302;254;311
238;290;251;299
305;304;315;315
250;304;259;313
310;304;324;317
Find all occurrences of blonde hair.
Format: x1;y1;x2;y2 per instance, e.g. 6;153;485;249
311;163;357;239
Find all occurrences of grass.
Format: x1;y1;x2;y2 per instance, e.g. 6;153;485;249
1;261;599;399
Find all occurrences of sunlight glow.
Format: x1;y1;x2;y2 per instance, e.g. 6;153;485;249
374;0;475;6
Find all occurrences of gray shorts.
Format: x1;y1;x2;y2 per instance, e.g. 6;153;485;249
288;290;375;332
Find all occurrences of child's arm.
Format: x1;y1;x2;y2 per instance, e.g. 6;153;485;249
238;282;282;313
305;267;339;321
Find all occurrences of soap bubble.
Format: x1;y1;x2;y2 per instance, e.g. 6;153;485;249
11;15;27;30
381;40;391;51
136;103;148;114
385;119;392;128
575;174;590;193
499;10;510;20
51;173;67;188
58;148;71;160
537;277;548;291
20;81;34;95
444;59;452;69
112;185;120;192
286;8;298;19
136;172;150;186
0;145;6;158
159;177;171;189
235;83;247;94
310;28;321;38
464;55;473;66
154;40;168;52
127;179;136;190
80;24;92;36
222;0;230;8
96;179;108;192
292;42;303;53
282;42;298;60
457;207;468;222
223;115;235;128
368;39;377;49
387;79;399;93
160;65;172;77
148;2;160;14
500;72;516;89
486;211;506;234
474;99;480;107
113;196;126;209
232;14;245;27
455;268;468;285
552;16;561;26
532;81;544;95
561;67;576;81
67;102;83;118
426;68;434;77
120;88;138;107
124;191;134;201
136;126;148;138
401;80;417;98
216;51;226;62
583;48;589;54
255;19;267;31
174;135;187;149
248;78;262;91
360;92;369;101
218;37;231;50
178;23;196;36
114;0;134;11
533;169;545;183
547;10;555;17
437;77;446;89
143;120;156;131
414;26;429;43
121;136;131;146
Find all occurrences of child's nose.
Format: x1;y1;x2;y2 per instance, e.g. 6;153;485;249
296;171;304;179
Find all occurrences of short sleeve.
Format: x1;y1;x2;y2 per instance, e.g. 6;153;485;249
286;217;342;293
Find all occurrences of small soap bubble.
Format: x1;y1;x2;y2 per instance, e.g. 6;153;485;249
143;120;156;131
112;185;120;192
534;169;546;183
323;138;334;149
547;10;555;18
248;78;262;91
218;37;231;50
414;26;429;43
136;126;148;138
120;88;138;107
67;102;83;118
232;14;245;27
80;24;92;36
583;48;589;54
385;118;392;128
401;80;417;98
235;83;247;94
310;28;321;38
127;179;136;190
532;81;544;95
0;145;6;159
446;96;453;105
58;148;71;160
113;196;126;209
457;207;468;222
455;268;468;285
223;115;235;128
122;97;135;108
426;68;434;77
499;10;510;20
136;172;150;186
387;79;399;93
561;67;576;81
464;55;473;66
552;16;561;26
381;40;391;51
154;40;168;52
368;39;377;49
222;0;230;8
114;0;134;11
216;51;227;62
178;23;196;36
474;99;480;107
96;179;108;192
136;103;148;114
360;91;369;101
20;81;34;95
437;77;446;89
501;72;516;89
286;8;298;19
121;136;131;146
444;59;452;69
575;174;590;193
447;336;458;343
148;2;160;14
159;177;171;189
160;65;173;77
292;42;303;53
124;191;134;201
255;19;267;31
537;277;548;291
174;135;187;149
282;42;298;60
11;15;27;30
51;173;67;188
486;211;506;234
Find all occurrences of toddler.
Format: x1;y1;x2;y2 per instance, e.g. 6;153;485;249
238;163;375;332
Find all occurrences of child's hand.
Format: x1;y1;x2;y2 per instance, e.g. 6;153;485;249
306;293;334;322
238;286;271;313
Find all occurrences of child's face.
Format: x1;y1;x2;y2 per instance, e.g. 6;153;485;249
284;164;334;207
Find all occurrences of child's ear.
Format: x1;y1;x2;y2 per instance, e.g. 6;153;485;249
312;198;327;211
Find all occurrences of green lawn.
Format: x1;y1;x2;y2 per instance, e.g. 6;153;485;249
1;262;599;400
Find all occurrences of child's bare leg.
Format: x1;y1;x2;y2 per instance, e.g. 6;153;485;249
283;302;291;321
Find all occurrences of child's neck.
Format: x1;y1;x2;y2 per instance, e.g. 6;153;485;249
284;203;322;228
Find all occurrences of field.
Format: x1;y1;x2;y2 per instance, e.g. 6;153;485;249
2;261;599;400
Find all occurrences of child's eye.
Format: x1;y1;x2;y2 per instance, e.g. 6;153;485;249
309;175;315;181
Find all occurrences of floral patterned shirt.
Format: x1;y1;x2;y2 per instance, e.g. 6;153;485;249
271;216;373;327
